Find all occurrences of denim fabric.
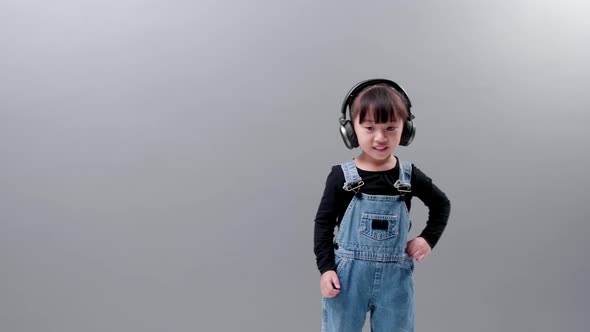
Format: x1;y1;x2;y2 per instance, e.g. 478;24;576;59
322;160;415;332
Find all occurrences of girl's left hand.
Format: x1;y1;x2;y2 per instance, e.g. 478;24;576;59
406;237;432;262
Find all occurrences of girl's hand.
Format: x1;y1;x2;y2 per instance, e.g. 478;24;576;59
320;270;341;298
406;237;432;262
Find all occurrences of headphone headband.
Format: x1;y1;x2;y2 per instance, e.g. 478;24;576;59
340;78;413;122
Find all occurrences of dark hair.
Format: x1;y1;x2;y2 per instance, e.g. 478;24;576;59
351;84;409;124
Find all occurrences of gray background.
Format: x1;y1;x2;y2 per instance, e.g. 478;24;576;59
1;0;589;331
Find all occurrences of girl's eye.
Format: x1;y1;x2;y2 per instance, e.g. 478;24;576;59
387;127;397;131
365;127;375;131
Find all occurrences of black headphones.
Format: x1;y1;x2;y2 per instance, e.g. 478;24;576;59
339;78;415;149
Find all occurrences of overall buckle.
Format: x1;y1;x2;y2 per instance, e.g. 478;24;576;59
343;180;365;193
394;180;411;195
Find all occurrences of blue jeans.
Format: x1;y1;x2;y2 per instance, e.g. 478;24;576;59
322;256;414;332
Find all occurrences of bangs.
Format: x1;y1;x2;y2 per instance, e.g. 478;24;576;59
352;84;408;124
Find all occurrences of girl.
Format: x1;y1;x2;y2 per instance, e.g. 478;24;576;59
313;79;451;332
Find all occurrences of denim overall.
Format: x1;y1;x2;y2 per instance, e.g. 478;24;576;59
322;160;415;332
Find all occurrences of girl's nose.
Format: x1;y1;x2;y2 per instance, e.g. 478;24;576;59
375;130;387;141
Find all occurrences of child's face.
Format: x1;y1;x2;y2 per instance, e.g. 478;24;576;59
353;113;404;162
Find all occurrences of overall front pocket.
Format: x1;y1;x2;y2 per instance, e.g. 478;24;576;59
359;213;398;240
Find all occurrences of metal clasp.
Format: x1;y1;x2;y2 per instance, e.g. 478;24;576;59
394;179;411;195
344;180;365;193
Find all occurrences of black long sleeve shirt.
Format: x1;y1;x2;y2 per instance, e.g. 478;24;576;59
313;157;451;274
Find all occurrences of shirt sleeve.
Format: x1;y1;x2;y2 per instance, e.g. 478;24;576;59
411;165;451;249
313;166;344;275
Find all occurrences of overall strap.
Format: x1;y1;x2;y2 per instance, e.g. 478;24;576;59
394;160;413;195
340;160;364;193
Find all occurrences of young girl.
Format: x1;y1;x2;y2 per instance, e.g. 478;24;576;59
313;79;451;332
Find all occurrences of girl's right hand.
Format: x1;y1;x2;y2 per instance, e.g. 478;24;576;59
320;270;341;298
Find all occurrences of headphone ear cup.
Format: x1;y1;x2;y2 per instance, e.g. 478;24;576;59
339;120;358;149
400;120;415;146
347;122;358;148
